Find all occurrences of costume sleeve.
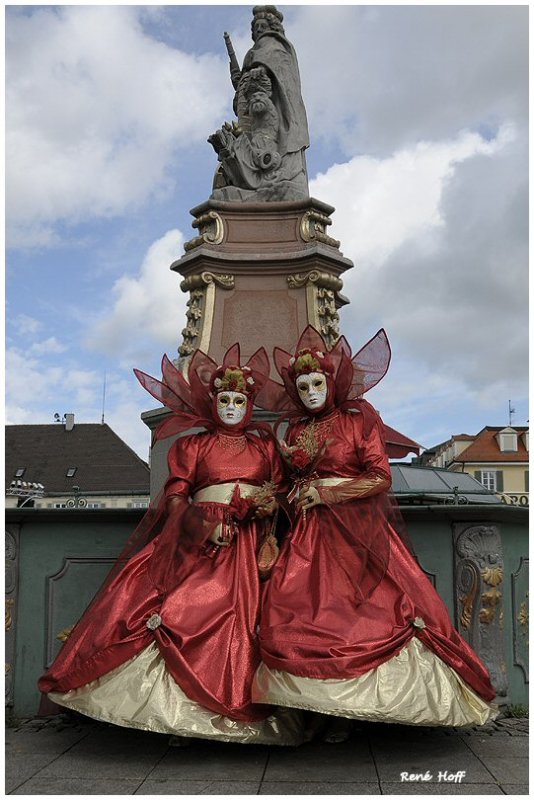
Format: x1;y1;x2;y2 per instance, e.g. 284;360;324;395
318;415;392;505
164;435;201;499
356;413;392;483
265;434;286;491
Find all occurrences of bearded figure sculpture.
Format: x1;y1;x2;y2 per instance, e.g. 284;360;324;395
209;5;310;202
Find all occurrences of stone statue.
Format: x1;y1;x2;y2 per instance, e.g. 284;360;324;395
209;5;310;202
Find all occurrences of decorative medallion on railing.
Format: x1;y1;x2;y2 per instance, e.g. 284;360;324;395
454;523;508;698
5;527;19;707
512;556;529;682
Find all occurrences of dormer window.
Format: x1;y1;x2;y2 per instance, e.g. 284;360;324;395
497;428;518;452
14;468;26;478
66;467;77;478
522;431;529;452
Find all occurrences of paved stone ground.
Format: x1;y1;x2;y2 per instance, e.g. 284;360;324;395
5;713;528;795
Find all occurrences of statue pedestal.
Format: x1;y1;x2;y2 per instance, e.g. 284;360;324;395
143;196;353;496
173;197;353;370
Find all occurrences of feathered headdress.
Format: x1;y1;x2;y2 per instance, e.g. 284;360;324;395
255;326;391;437
134;344;271;442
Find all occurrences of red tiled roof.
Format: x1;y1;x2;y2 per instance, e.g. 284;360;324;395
453;427;528;464
5;424;150;494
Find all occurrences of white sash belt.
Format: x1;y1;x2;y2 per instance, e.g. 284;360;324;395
192;482;259;505
308;477;353;489
193;479;350;505
288;476;353;501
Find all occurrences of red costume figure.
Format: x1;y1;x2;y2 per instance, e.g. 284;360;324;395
252;327;498;730
38;345;304;745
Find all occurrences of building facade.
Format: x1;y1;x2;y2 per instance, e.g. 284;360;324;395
6;417;150;510
420;426;529;508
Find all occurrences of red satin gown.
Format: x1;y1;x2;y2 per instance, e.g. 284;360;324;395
254;409;497;725
39;431;304;743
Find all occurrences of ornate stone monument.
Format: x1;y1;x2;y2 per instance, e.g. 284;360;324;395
143;5;353;489
173;5;353;368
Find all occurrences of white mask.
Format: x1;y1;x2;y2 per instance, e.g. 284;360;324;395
295;372;328;411
216;391;248;426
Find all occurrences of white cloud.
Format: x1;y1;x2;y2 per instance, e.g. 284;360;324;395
103;378;154;463
5;349;101;422
6;349;63;406
12;314;43;337
6;6;231;246
292;5;527;157
29;337;67;355
4;405;36;426
315;122;527;414
7;224;62;251
6;345;117;428
87;229;187;366
5;351;151;458
311;126;514;271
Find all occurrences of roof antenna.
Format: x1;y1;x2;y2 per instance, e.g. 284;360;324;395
101;372;107;424
508;399;515;426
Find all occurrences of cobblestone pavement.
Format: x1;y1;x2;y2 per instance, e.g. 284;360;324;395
5;714;528;795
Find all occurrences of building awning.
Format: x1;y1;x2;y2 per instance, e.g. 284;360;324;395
390;463;501;505
384;425;422;459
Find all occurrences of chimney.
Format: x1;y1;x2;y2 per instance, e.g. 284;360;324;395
64;413;75;432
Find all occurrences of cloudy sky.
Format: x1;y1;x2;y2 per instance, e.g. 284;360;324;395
6;3;528;462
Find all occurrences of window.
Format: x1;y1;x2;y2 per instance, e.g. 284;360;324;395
475;470;504;493
66;467;77;478
49;502;67;509
497;431;518;452
86;502;105;509
481;471;497;492
525;471;529;493
14;468;26;478
130;501;149;509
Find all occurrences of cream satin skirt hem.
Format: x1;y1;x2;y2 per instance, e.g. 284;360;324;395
252;638;499;727
49;642;305;746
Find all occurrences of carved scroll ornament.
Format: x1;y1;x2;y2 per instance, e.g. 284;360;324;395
287;270;343;347
184;211;225;252
178;272;235;360
300;209;340;249
287;270;343;292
